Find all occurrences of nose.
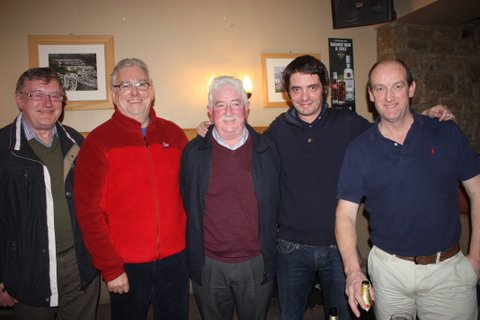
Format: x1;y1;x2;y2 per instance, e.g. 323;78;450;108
42;95;54;106
129;86;140;95
300;89;309;100
224;104;234;115
384;88;394;101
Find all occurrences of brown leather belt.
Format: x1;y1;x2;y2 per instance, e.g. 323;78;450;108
395;243;460;265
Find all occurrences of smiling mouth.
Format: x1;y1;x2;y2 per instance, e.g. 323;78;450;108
384;103;398;110
298;102;313;108
38;109;55;114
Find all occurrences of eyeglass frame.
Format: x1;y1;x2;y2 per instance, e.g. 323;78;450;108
112;80;151;93
19;91;65;102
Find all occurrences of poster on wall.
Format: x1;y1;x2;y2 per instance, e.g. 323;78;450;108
328;38;355;111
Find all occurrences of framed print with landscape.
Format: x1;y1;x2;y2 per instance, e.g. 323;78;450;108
261;53;321;108
28;35;114;111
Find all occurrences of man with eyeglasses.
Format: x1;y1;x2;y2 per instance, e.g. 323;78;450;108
74;58;189;320
0;67;99;320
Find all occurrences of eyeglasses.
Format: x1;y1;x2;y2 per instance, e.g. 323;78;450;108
112;81;150;93
20;91;64;102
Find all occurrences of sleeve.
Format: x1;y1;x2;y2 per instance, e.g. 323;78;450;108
179;142;191;212
336;141;366;204
450;123;480;181
73;133;125;282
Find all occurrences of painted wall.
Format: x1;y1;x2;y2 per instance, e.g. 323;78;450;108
0;0;391;131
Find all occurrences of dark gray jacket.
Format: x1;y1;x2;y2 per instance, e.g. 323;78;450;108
180;124;280;285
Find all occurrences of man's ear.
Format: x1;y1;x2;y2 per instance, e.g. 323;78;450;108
207;105;213;121
408;80;416;98
368;88;375;103
110;87;117;104
15;93;24;111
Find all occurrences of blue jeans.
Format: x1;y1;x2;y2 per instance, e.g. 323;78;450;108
276;239;353;320
110;250;189;320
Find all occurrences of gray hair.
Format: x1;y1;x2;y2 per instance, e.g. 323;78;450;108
208;75;248;107
110;58;151;86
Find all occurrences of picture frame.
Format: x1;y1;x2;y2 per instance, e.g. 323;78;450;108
261;53;321;108
28;35;114;111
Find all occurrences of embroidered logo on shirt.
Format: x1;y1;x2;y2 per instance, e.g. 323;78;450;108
431;147;436;155
161;142;170;148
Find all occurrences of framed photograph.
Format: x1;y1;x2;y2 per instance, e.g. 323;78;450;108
28;35;114;111
261;53;321;108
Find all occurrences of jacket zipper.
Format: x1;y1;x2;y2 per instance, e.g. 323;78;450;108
144;136;162;257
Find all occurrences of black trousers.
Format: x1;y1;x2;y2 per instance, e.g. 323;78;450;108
110;250;189;320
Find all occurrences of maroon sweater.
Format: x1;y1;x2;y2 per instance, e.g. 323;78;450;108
203;135;261;263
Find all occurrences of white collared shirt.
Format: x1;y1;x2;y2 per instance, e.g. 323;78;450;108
211;126;249;150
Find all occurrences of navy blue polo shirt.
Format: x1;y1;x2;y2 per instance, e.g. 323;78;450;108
337;112;480;256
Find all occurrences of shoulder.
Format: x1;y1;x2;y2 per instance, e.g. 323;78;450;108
58;123;84;144
325;108;370;128
253;129;276;148
154;117;187;140
0;122;13;136
181;135;210;169
77;121;115;154
419;115;464;138
347;124;375;151
0;123;13;146
266;112;288;130
184;135;205;150
155;117;183;132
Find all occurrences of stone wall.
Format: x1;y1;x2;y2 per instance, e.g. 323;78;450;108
376;20;480;152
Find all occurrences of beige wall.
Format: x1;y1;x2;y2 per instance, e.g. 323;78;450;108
0;0;389;132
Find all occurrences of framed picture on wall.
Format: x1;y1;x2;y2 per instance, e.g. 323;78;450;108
28;35;114;111
261;53;321;108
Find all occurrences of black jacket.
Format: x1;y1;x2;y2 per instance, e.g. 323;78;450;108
0;115;98;307
180;124;280;285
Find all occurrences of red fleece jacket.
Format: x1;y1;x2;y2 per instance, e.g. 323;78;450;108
74;108;187;282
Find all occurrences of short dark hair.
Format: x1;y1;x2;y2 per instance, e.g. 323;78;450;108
282;55;330;99
367;58;414;89
15;67;64;95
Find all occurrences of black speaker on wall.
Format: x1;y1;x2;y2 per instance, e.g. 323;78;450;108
332;0;396;29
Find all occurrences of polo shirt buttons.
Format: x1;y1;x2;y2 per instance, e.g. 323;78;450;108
307;138;314;143
394;143;399;146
